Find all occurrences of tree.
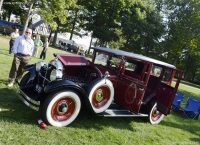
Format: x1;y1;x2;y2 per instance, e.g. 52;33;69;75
120;0;165;56
80;0;123;47
163;0;200;81
38;0;78;46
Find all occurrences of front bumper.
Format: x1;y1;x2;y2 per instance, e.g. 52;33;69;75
14;82;40;111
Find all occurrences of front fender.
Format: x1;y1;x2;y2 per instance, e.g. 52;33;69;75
23;64;37;84
44;80;87;97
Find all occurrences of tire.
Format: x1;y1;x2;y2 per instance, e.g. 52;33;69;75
88;79;114;113
40;91;81;127
148;102;165;124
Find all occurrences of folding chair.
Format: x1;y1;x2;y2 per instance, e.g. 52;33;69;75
182;97;200;120
172;92;185;112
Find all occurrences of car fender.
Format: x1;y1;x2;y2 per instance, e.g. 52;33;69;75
44;80;97;112
44;80;89;100
22;64;36;84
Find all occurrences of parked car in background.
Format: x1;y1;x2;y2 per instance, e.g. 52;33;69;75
15;47;183;127
67;43;79;53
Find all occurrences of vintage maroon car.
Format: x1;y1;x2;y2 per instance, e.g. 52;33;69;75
16;47;182;127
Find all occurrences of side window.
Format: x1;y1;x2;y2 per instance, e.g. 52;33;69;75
109;56;121;69
151;65;162;77
162;69;172;82
123;59;143;80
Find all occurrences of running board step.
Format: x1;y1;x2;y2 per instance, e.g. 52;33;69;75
98;103;148;117
99;109;148;117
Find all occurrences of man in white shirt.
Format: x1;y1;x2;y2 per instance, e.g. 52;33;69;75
7;28;34;87
9;28;19;54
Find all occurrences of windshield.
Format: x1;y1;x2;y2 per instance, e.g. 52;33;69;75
93;52;121;69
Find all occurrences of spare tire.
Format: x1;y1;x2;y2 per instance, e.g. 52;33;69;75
88;78;114;113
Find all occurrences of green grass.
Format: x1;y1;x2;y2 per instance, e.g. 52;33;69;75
0;36;200;145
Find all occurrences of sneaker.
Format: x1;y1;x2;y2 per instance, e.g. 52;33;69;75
7;82;14;87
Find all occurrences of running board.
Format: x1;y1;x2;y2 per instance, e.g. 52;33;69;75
99;104;148;117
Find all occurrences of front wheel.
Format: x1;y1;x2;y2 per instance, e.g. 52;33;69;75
148;102;165;124
40;91;81;127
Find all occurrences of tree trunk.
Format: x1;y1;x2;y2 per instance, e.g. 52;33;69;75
52;25;60;46
0;0;4;19
69;9;78;40
22;2;34;35
8;11;12;22
52;29;58;46
48;29;52;43
184;55;192;81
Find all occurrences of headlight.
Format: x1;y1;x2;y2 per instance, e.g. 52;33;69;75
36;62;46;72
50;69;63;81
49;59;63;70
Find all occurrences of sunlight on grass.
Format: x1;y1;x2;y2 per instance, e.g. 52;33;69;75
0;36;199;145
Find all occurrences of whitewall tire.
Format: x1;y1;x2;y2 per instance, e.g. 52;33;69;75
41;91;81;127
88;79;114;113
149;102;165;124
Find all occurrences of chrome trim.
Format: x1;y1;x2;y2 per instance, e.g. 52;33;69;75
36;61;46;72
14;84;40;111
49;59;63;70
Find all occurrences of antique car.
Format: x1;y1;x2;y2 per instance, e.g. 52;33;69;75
15;47;182;127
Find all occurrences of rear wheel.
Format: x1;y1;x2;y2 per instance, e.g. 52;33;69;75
40;91;81;127
148;102;164;124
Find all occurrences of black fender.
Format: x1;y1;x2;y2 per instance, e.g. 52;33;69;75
43;79;90;106
22;64;37;85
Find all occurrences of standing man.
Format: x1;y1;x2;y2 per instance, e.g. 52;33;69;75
9;28;19;54
7;28;34;87
39;37;49;60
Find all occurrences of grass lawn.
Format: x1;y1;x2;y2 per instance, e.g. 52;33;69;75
0;35;199;145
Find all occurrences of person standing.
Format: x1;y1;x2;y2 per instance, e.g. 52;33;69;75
33;34;43;57
9;28;19;54
40;37;49;60
7;28;34;87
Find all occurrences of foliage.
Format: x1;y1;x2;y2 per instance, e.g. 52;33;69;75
163;0;200;82
2;0;28;24
80;0;124;46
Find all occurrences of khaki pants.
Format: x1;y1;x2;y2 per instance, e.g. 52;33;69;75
8;54;31;83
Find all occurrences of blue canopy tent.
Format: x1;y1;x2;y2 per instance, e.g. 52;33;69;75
0;20;23;28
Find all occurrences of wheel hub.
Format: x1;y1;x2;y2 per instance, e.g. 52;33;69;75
57;102;68;114
95;90;104;102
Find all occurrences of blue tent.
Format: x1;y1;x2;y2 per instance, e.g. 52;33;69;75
0;20;23;28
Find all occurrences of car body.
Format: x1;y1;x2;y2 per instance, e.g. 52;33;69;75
15;47;183;127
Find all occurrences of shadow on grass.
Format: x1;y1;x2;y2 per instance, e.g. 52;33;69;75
0;86;40;125
162;112;200;144
0;84;147;131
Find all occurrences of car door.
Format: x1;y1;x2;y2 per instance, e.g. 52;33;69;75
114;59;151;113
156;70;183;115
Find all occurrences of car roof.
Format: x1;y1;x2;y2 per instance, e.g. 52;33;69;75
91;47;176;69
